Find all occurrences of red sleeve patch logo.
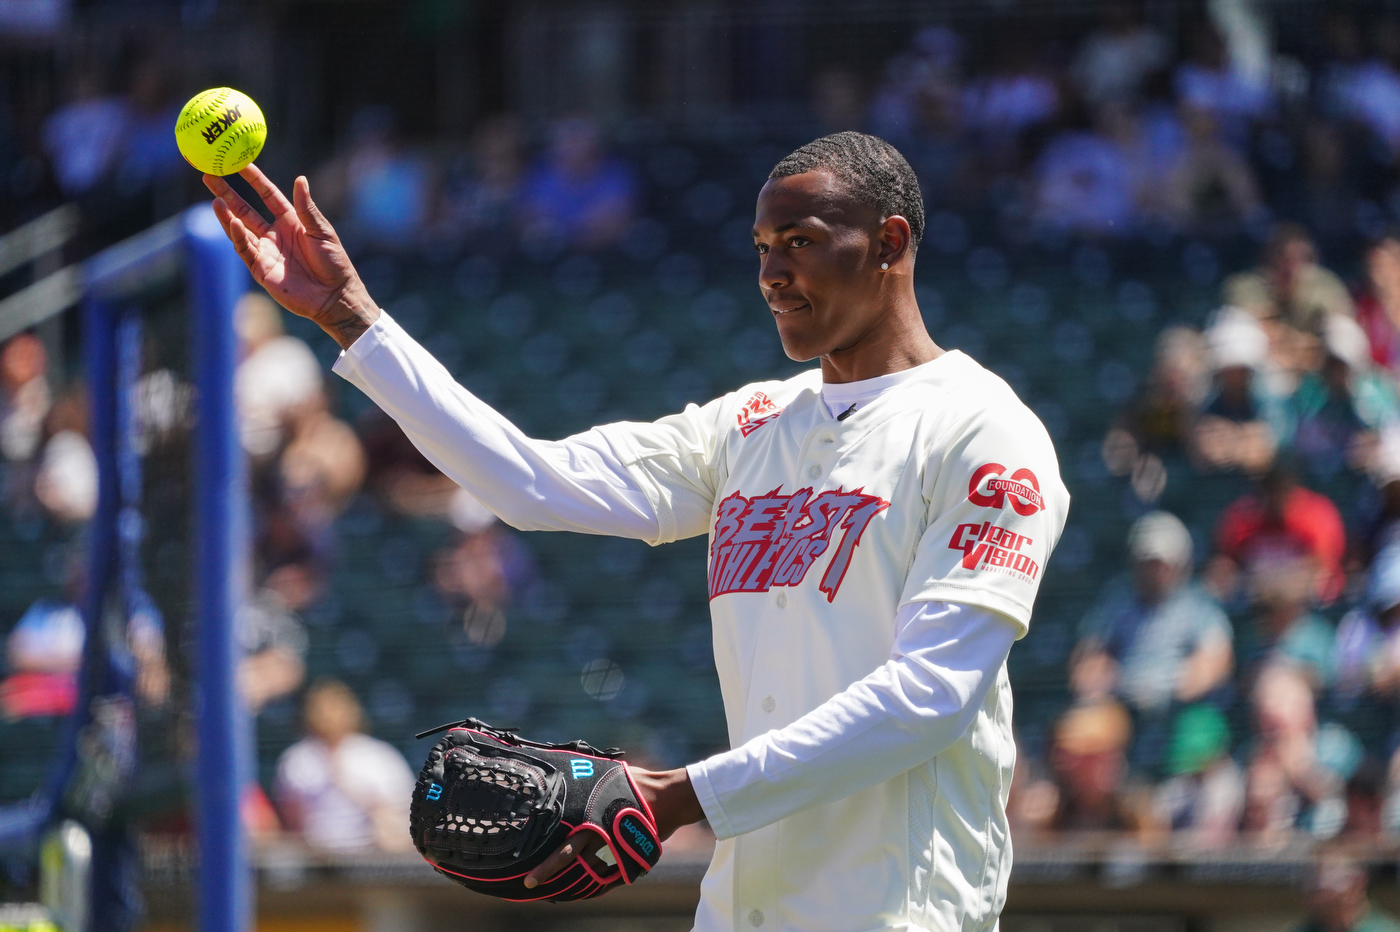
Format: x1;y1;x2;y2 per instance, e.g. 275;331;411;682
736;391;780;436
968;463;1043;515
948;521;1040;581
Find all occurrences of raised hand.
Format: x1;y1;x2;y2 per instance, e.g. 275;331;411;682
204;165;379;349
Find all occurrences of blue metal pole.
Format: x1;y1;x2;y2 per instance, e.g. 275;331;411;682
184;204;252;932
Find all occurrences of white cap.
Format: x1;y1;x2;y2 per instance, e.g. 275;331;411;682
1323;313;1372;371
1375;426;1400;487
1206;307;1268;371
1128;510;1194;567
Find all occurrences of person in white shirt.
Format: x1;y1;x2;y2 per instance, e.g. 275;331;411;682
204;130;1069;932
274;679;415;852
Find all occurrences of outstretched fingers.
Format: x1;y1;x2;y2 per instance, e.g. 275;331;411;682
204;174;271;237
239;163;296;222
211;199;264;276
292;175;337;239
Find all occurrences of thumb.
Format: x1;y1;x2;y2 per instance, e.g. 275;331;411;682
293;175;336;238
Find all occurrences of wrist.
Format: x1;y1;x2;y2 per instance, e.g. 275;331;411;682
318;280;381;351
633;766;704;840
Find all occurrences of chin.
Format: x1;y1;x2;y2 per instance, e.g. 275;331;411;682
776;336;822;363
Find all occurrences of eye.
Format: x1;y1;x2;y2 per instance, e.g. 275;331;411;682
754;242;768;255
790;236;811;248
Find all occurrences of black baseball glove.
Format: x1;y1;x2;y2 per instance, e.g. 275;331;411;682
409;718;663;901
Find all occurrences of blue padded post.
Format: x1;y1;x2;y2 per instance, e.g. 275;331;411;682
184;204;252;932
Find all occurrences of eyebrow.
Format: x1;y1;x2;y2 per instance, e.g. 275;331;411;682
752;219;819;238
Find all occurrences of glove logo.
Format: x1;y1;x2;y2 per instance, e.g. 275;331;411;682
425;782;442;801
619;816;655;856
968;463;1043;515
570;759;594;779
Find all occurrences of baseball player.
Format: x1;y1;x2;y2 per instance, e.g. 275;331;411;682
205;130;1068;931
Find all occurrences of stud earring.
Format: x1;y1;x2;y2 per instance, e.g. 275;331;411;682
880;262;889;270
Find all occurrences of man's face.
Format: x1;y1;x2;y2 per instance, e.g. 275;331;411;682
752;171;891;364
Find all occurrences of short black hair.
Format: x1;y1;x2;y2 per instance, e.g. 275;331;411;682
769;132;925;254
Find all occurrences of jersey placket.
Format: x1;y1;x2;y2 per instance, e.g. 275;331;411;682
731;410;847;928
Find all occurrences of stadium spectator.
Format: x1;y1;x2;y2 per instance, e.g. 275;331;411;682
1292;852;1400;932
1335;545;1400;712
0;596;82;719
1073;511;1232;772
1173;19;1271;147
439;115;525;247
341;105;434;249
519;116;638;250
1331;20;1400;160
1150;703;1244;846
1192;309;1283;475
1292;315;1399;479
1334;546;1400;834
1209;461;1347;606
33;386;96;525
1242;665;1350;843
235;293;324;459
1237;553;1336;690
41;61;127;197
866;27;965;151
277;391;367;538
356;405;463;517
1069;2;1171;107
960;35;1058;162
1103;326;1210;471
1359;432;1400;559
1222;224;1355;335
0;332;50;465
434;492;536;646
1033;101;1135;235
274;679;415;852
1045;699;1141;832
1355;233;1400;377
114;58;183;194
238;588;308;715
1162;104;1264;234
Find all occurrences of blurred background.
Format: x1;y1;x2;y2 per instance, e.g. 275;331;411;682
8;0;1400;930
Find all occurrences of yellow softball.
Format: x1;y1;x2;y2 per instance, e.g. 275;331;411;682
174;87;266;176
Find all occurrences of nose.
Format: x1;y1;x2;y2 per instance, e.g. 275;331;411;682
760;249;791;293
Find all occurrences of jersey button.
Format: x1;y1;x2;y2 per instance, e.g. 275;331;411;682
762;695;775;712
749;909;765;927
808;464;822;479
775;592;787;608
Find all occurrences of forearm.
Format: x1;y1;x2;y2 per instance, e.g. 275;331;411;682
332;312;659;539
688;602;1018;839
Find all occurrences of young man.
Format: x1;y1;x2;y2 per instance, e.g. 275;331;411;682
205;131;1068;932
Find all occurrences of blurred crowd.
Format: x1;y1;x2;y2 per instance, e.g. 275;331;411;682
1006;220;1400;847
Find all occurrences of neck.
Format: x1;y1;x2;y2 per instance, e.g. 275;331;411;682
819;288;942;383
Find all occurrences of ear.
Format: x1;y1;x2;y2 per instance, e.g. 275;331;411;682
876;215;912;269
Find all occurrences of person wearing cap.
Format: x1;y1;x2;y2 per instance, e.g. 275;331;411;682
1074;511;1233;774
1293;313;1400;479
1291;851;1400;932
1194;308;1288;475
1151;703;1244;847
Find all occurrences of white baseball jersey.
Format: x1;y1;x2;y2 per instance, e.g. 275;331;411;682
333;313;1069;932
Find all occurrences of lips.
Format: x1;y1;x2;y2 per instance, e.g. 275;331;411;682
770;302;811;315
